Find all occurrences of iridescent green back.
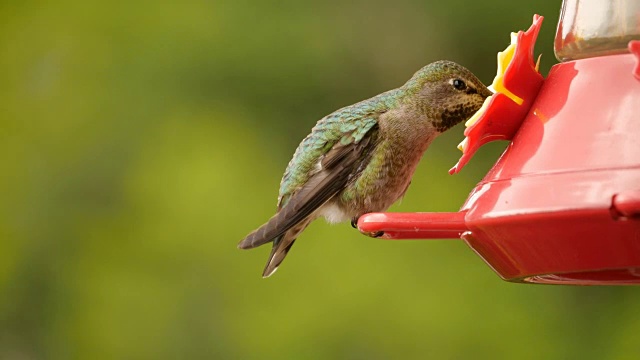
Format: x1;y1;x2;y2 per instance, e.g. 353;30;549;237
277;88;402;208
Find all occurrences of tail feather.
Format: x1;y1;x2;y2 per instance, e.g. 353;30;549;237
237;188;320;250
237;212;281;250
261;219;311;277
262;236;296;278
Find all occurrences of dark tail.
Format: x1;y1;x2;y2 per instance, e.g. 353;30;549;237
238;195;311;250
235;217;311;277
238;212;281;250
261;219;311;277
262;234;295;277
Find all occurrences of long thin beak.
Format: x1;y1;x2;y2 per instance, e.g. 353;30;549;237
481;85;494;99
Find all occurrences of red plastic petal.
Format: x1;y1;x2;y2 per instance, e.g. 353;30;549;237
450;15;545;174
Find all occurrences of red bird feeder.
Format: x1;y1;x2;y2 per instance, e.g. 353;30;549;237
357;3;640;285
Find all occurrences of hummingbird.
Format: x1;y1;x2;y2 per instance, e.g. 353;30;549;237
238;60;492;277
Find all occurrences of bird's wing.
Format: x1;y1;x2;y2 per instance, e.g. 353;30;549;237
277;104;389;210
238;119;379;250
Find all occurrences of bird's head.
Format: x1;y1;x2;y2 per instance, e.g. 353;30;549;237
405;60;493;132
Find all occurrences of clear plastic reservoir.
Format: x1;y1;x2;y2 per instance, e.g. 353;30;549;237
554;0;640;61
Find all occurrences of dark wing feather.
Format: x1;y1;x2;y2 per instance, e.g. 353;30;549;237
238;126;378;249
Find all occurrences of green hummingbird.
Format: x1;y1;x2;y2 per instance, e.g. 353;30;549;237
239;60;491;277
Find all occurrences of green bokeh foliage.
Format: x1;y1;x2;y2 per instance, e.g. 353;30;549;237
1;1;639;359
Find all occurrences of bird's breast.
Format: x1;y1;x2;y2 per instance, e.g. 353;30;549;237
337;125;437;218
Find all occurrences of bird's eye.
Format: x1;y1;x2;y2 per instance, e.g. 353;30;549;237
452;79;466;91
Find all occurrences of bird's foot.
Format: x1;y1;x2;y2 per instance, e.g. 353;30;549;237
362;230;385;238
352;216;384;237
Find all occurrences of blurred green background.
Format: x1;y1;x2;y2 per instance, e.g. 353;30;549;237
2;1;639;359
